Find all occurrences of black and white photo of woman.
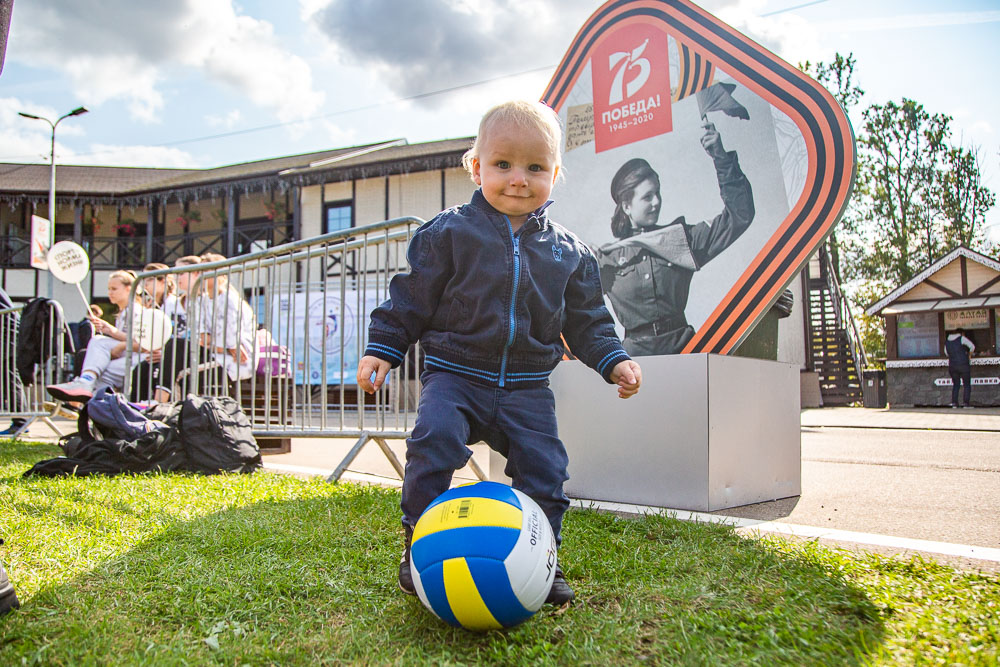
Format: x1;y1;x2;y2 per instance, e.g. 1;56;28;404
597;120;755;356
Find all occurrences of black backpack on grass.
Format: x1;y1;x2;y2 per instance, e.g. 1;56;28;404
178;395;261;474
25;395;260;477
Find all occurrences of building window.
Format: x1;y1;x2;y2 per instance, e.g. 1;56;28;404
896;311;939;358
324;202;352;234
944;308;991;355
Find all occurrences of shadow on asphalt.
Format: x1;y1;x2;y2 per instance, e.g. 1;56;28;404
708;495;802;521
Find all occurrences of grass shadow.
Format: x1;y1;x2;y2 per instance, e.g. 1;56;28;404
0;449;888;665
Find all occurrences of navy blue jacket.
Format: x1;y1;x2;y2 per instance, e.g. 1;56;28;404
365;190;630;388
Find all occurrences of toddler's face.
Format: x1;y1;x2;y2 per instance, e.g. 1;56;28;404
472;120;559;227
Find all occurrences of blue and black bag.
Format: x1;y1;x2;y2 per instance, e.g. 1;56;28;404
85;387;169;442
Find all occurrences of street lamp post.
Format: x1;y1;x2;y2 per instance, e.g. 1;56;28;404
18;106;88;297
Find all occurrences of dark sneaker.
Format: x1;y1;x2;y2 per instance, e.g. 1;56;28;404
0;541;20;617
46;377;95;403
0;421;25;437
545;566;575;605
398;524;415;595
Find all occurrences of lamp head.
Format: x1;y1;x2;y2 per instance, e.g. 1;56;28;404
68;107;88;117
18;111;42;120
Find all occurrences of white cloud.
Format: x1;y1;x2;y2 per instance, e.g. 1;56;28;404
967;120;995;137
0;97;87;162
206;109;243;130
80;144;199;169
307;0;590;106
0;96;197;167
63;55;164;123
304;0;825;111
711;0;820;67
9;0;324;123
320;119;357;147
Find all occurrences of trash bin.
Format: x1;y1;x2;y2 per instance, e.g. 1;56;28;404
862;369;887;408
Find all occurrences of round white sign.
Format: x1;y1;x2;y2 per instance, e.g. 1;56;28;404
46;241;90;284
131;308;173;352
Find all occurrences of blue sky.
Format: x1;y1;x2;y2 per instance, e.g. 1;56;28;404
1;0;998;233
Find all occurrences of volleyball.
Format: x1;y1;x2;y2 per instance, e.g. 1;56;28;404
410;481;557;631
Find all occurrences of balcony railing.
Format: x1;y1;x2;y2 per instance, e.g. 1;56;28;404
0;219;294;270
233;219;294;256
0;236;30;267
87;236;147;268
152;228;227;265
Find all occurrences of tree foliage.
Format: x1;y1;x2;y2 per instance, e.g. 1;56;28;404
799;53;864;280
935;145;996;249
801;53;996;364
849;98;951;286
800;52;864;111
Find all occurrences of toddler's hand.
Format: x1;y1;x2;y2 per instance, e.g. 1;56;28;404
357;355;392;394
610;360;642;399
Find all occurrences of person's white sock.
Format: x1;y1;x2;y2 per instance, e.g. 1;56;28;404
78;372;97;386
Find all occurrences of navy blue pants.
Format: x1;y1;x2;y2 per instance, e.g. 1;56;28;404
400;371;570;545
949;367;972;406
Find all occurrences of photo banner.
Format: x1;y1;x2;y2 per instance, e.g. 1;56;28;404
272;288;382;385
30;215;51;270
543;0;855;356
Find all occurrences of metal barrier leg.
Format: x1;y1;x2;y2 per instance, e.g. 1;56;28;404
372;436;405;479
326;433;373;483
39;416;67;437
14;406;71;438
10;419;32;440
466;450;488;482
326;432;408;483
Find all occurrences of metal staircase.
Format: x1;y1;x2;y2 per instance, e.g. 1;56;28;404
806;244;867;406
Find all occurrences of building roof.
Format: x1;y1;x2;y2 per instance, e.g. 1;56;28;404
0;136;474;205
123;141;401;193
865;246;1000;316
0;162;191;196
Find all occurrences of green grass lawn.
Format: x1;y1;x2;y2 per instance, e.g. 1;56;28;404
1;439;997;665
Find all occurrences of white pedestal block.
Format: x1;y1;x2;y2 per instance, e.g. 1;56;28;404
490;354;801;512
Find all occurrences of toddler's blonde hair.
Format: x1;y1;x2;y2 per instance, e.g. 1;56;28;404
462;100;563;180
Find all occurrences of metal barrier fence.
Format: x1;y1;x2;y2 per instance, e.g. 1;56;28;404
124;217;487;483
0;300;77;439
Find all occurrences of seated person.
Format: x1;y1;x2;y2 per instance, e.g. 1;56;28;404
196;253;256;384
47;270;157;402
152;253;255;403
131;262;185;400
147;255;201;403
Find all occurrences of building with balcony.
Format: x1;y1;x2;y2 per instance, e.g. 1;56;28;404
0;137;476;317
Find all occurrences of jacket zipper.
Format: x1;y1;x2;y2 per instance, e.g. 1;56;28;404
500;217;521;387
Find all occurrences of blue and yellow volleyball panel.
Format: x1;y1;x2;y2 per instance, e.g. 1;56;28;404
416;556;534;630
411;482;556;631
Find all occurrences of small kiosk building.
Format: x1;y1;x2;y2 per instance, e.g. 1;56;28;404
866;246;1000;407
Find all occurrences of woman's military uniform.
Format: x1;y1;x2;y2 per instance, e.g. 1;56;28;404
597;149;754;356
